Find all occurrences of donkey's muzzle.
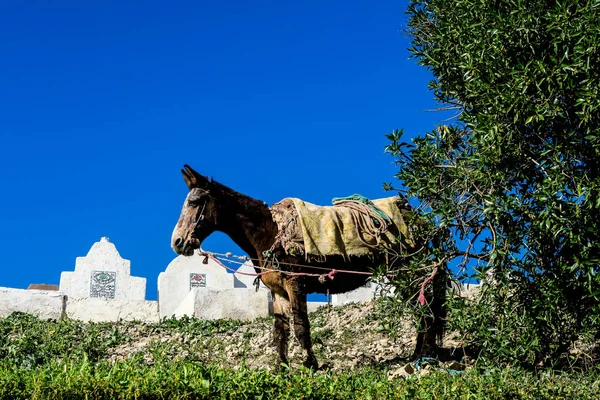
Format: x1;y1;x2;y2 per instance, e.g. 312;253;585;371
171;236;199;256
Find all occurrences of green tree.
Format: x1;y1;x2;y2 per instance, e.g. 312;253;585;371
386;0;600;367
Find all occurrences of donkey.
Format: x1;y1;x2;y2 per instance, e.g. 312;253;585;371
171;165;446;369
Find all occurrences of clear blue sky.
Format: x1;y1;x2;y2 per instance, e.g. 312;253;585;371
1;1;448;301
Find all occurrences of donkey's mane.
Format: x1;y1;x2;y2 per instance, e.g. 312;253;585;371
209;178;272;218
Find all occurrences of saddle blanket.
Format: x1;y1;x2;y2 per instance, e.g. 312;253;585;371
270;196;415;261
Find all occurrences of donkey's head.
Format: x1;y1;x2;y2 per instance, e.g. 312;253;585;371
171;165;221;256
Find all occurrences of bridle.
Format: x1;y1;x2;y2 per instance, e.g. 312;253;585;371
191;190;210;238
195;200;207;227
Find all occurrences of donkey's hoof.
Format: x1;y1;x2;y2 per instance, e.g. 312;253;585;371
318;362;333;371
302;357;319;370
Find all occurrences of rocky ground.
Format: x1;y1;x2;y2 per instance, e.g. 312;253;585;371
106;299;472;378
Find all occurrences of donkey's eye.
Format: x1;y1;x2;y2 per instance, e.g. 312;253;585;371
188;189;209;207
188;197;202;207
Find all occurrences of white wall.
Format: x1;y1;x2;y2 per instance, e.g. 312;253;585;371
0;287;65;320
174;288;269;321
59;237;146;300
157;252;235;318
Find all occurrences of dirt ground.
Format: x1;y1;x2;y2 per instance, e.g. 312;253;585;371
107;298;471;376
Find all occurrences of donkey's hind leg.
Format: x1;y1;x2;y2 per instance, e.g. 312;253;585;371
287;281;318;369
412;268;448;359
412;316;436;359
272;292;291;368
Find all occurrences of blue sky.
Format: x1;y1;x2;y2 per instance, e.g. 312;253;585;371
0;1;448;301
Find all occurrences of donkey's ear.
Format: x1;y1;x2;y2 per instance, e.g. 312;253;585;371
183;164;209;188
181;168;195;189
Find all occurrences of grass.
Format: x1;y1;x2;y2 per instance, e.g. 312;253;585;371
0;312;598;399
0;359;598;399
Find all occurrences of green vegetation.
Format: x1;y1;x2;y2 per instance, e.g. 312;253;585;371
383;0;600;367
1;359;599;399
0;312;130;368
0;313;598;399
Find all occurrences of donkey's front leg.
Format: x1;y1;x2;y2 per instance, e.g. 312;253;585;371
272;293;291;368
287;281;318;369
